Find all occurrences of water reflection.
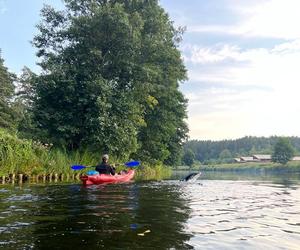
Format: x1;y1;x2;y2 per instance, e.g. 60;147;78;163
0;182;193;249
1;171;300;249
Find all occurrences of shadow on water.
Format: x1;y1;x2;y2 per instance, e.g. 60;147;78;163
0;182;193;249
1;170;300;249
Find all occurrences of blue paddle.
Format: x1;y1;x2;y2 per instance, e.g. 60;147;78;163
71;160;140;170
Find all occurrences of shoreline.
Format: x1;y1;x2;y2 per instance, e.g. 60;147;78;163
176;162;300;172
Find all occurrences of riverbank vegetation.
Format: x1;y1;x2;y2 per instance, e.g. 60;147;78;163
0;129;171;182
183;136;300;166
177;161;300;173
0;0;188;181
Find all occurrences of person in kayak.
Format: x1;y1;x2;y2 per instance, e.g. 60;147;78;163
95;154;116;175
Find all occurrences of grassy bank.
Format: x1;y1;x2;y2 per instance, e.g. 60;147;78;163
0;129;171;182
135;164;172;181
192;162;300;172
0;129;98;176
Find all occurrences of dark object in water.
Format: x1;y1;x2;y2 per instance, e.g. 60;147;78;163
181;172;201;181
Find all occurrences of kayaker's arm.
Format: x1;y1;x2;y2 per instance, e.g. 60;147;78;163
109;166;116;175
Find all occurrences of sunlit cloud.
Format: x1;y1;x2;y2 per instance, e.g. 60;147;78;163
188;0;300;40
182;38;300;140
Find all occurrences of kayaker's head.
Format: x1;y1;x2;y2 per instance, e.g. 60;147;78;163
102;154;109;163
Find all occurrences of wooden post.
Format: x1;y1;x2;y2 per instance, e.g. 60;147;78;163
43;175;46;182
54;173;58;182
49;173;53;183
11;174;15;184
18;174;23;184
66;174;70;182
1;176;5;184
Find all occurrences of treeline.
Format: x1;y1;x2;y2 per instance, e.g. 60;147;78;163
184;136;300;164
0;0;188;171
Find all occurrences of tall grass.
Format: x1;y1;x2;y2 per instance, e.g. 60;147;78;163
0;129;99;176
135;163;172;181
0;129;43;175
0;129;172;181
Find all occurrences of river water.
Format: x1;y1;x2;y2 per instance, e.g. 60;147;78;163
1;171;300;249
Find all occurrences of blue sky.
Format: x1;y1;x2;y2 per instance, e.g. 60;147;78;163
1;0;300;140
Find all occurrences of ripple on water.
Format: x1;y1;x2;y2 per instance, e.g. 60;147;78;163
0;178;300;249
5;194;38;202
180;180;300;249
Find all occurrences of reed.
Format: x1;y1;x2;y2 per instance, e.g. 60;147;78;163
135;163;172;181
0;129;173;182
0;129;45;176
0;129;98;177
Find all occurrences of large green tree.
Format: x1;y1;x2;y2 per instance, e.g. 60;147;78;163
15;67;41;139
182;149;195;167
0;51;17;130
272;137;294;165
32;0;188;161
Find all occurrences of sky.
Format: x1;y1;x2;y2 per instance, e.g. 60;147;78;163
1;0;300;141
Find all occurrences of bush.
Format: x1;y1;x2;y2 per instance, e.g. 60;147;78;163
0;129;48;175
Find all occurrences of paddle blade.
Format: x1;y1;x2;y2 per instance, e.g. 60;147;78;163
71;165;86;170
125;161;140;167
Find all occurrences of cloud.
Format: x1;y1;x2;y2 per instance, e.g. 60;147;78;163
188;0;300;40
164;0;300;139
184;40;300;88
182;40;300;139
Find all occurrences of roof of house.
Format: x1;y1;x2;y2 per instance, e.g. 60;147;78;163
240;156;254;161
253;154;271;160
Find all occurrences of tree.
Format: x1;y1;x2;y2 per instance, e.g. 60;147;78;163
0;51;17;130
32;2;148;154
32;0;188;161
272;137;294;165
182;149;195;167
219;149;232;159
14;67;41;139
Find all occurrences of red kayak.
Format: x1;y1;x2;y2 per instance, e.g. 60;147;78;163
80;170;135;185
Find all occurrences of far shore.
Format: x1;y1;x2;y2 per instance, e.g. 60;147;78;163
176;162;300;172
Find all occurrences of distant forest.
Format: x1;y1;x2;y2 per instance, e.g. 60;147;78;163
184;137;300;164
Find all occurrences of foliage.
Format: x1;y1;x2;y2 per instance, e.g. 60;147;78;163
135;163;172;181
0;128;171;181
0;52;17;130
219;149;232;159
0;129;46;175
184;136;300;163
0;128;99;176
271;137;294;165
13;67;44;140
182;149;195;167
31;0;188;164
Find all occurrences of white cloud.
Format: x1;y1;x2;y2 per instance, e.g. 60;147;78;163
188;0;300;40
183;40;300;139
184;40;300;89
185;44;242;64
235;0;300;39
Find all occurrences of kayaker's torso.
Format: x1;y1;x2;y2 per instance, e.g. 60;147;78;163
95;162;116;175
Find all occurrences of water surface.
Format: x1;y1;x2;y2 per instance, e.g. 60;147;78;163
1;171;300;249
